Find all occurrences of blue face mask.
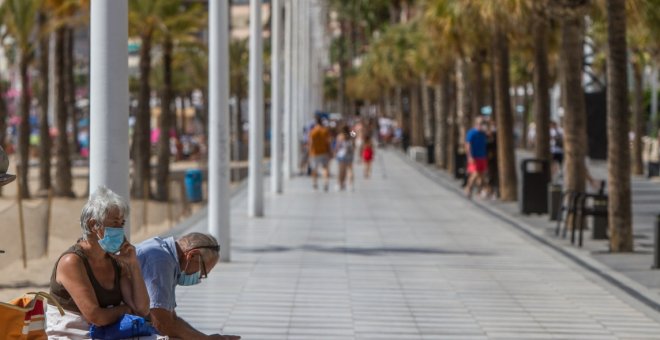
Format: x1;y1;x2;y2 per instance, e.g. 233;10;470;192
97;227;124;254
178;270;201;286
178;253;202;286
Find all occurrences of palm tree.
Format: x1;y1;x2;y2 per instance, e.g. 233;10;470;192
0;0;43;199
491;16;518;201
553;1;590;196
459;0;521;201
230;38;249;162
154;1;205;201
423;0;487;174
129;0;162;199
37;9;51;194
46;0;87;198
53;23;74;197
531;0;552;163
626;2;655;176
606;0;632;252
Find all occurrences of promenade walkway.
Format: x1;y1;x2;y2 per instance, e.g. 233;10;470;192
173;149;660;339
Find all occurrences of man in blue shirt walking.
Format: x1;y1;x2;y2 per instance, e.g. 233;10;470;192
464;116;489;199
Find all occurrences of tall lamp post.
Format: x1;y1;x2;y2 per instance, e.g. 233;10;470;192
248;0;265;217
209;0;232;261
271;0;283;193
89;0;130;237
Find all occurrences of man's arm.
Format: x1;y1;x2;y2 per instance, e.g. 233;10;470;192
150;308;240;339
465;141;472;161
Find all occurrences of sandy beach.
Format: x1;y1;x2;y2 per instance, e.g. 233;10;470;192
0;158;207;302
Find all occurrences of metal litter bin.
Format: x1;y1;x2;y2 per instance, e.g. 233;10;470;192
520;159;550;214
455;151;466;180
184;169;203;202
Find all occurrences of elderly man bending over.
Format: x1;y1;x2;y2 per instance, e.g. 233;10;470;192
136;233;240;340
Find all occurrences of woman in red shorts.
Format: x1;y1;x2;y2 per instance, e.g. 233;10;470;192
361;135;375;179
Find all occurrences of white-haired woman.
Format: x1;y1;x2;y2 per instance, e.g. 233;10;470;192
47;186;150;339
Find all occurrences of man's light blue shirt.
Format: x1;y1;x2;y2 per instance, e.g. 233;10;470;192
136;236;181;311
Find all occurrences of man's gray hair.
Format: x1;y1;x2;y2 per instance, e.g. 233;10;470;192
177;233;220;264
80;186;130;240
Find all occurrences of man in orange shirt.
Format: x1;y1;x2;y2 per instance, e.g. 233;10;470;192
308;117;331;191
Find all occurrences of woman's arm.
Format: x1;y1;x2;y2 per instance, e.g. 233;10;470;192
114;242;150;317
56;254;131;326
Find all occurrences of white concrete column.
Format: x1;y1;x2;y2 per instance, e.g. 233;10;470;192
283;0;293;180
248;0;264;217
290;0;300;176
301;0;310;122
209;0;231;262
271;0;283;193
652;66;658;130
89;0;130;238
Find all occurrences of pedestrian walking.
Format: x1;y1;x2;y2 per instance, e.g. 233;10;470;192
361;134;375;179
550;121;564;181
464;116;488;199
485;118;498;199
308;116;332;191
335;126;355;191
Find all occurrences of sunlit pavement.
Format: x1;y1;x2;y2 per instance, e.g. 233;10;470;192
175;149;660;339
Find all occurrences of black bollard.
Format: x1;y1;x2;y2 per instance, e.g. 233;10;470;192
654;214;660;269
548;184;562;221
592;196;608;240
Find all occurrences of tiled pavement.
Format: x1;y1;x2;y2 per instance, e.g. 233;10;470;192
174;149;660;339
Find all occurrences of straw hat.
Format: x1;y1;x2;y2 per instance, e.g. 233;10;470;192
0;146;16;186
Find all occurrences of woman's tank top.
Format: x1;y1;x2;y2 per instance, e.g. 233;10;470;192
49;244;123;314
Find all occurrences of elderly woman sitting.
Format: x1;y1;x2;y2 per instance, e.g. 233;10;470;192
47;186;150;339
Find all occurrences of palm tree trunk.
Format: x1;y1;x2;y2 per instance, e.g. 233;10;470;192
0;70;7;196
66;27;79;156
435;74;450;170
156;36;174;201
493;22;518;201
421;77;432;144
457;58;471;145
18;57;31;199
533;4;551;162
472;54;484;118
521;84;530;149
410;84;424;147
132;31;153;199
202;88;209;138
384;88;392;118
175;96;183;136
338;19;348;117
54;28;74;197
398;87;410;149
631;59;644;176
607;0;633;252
235;94;244;160
38;12;51;193
560;15;588;194
395;86;404;141
447;73;458;175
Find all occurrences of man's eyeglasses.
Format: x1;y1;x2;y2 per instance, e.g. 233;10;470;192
198;254;208;279
192;245;219;280
193;245;220;252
